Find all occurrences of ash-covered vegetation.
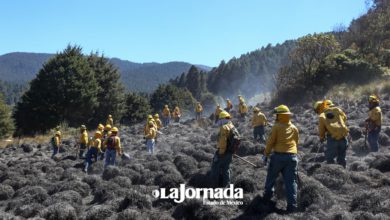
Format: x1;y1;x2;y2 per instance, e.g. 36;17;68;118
1;95;390;219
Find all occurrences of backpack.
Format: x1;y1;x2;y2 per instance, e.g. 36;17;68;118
226;126;241;154
106;136;116;150
50;137;57;147
325;108;349;138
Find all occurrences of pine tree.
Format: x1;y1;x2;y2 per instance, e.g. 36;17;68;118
87;53;126;125
13;45;99;135
122;93;151;124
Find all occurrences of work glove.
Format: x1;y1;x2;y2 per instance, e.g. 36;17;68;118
262;155;268;165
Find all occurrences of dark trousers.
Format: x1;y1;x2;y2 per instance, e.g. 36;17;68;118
368;128;380;152
264;153;298;210
325;136;347;168
85;147;98;171
210;152;233;187
79;143;87;159
253;125;265;142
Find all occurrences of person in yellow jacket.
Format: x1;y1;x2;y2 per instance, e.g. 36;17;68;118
252;107;267;143
315;100;349;167
210;111;235;187
214;104;223;124
106;115;114;127
79;125;89;159
238;95;245;104
144;115;157;135
366;95;382;152
97;124;104;133
100;124;112;160
162;105;171;127
84;131;102;173
145;121;157;154
225;99;233;112
238;101;248;118
172;106;181;123
103;127;122;168
195;102;203;120
263;105;299;213
154;114;163;130
51;131;61;159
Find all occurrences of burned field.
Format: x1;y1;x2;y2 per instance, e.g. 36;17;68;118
1;98;390;220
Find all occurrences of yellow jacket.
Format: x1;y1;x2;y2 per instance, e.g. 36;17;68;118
319;107;348;141
215;107;222;118
80;131;89;145
103;135;122;153
90;138;102;152
217;121;234;155
227;100;233;109
265;120;299;156
368;106;382;126
54;136;61;147
144;119;157;135
252;112;267;127
196;104;203;113
172;107;181;118
239;103;248;114
154;118;162;129
106;118;114;127
163;107;170;117
145;126;157;139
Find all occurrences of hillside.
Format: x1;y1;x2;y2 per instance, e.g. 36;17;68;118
207;40;296;99
0;52;210;93
1;96;390;219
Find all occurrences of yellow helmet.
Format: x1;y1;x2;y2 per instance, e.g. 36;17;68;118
95;131;102;138
111;127;119;133
98;124;104;130
55;131;61;136
219;111;231;119
148;121;155;126
369;95;379;103
253;107;260;112
105;124;112;130
164;105;168;108
313;101;322;110
154;114;159;118
323;100;334;107
80;125;87;130
148;115;153;120
108;114;112;118
217;104;221;107
274;105;291;114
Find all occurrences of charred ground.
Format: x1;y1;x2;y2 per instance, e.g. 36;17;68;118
1;96;390;220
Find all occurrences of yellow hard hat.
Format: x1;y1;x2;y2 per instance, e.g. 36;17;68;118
80;125;86;130
369;95;379;103
98;124;104;130
108;114;112;118
274;105;291;114
323;100;334;107
148;121;155;126
111;127;119;133
313;101;323;110
154;114;159;118
148;115;153;119
253;107;260;112
95;131;102;138
219;111;231;119
105;124;112;130
226;98;230;101
55;131;61;136
164;105;168;108
217;104;220;107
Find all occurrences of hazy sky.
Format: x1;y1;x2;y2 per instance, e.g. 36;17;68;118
0;0;367;66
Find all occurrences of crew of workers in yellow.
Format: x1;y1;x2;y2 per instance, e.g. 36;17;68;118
225;99;233;112
79;125;89;159
162;105;171;127
366;95;382;152
252;107;267;143
154;114;163;130
106;114;114;127
214;104;223;123
238;95;248;117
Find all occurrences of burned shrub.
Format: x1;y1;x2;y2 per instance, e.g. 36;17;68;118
369;154;390;172
102;166;121;180
43;190;82;212
298;174;335;211
86;205;114;220
234;176;256;193
118;190;152;211
350;188;390;214
117;209;142;220
112;176;132;188
349;161;369;172
40;202;77;220
49;180;90;197
21;143;33;153
349;126;363;141
379;133;390;146
14;203;44;218
15;186;49;204
92;181;126;204
311;164;350;190
0;184;14;200
174;155;198;178
154;173;184;189
82;175;102;189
